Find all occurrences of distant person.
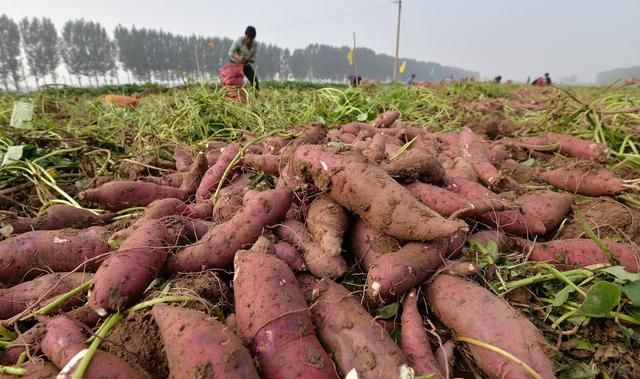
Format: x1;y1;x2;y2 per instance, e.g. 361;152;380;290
406;73;416;85
493;75;502;84
544;72;552;85
229;26;259;90
348;74;362;87
532;73;552;86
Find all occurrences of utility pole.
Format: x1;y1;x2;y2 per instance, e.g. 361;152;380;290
353;32;359;85
392;0;402;82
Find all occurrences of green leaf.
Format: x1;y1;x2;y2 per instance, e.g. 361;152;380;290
356;112;368;122
577;281;622;318
598;266;640;282
621;281;640;304
567;338;594;351
553;285;575;307
377;303;399;320
626;306;640;320
558;362;598;379
1;145;36;166
521;158;536;167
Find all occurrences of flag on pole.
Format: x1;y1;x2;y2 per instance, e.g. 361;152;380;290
347;49;353;65
399;61;407;73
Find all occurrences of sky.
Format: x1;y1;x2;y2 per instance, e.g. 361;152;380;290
1;0;639;83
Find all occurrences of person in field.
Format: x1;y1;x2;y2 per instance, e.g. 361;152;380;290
229;26;259;90
406;73;416;85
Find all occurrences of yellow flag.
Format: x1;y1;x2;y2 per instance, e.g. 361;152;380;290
347;50;353;65
399;61;407;73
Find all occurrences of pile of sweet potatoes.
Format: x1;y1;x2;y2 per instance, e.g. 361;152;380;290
0;110;637;379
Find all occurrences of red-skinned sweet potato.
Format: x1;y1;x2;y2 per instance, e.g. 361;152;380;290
307;195;348;256
233;251;337;379
445;176;507;213
196;143;241;201
435;341;456;379
41;315;145;378
174;146;193;172
152;305;260;379
166;188;291;272
539;165;625;196
283;145;466;241
522;238;640;272
348;218;400;271
366;240;448;304
478;208;547;237
243;153;279;175
405;182;478;218
178;153;209;194
0;272;92;319
361;133;387;163
427;275;554;379
371;110;399;128
212;173;250;222
276;218;347;279
401;289;442;378
89;219;172;315
262;136;291;154
310;278;408;378
79;181;188;211
274;241;306;272
519;190;573;231
381;148;446;184
1;204;110;236
0;361;59;379
0;227;111;285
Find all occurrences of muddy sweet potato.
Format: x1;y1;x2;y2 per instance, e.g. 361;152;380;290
0;272;92;319
435;341;456;379
274;241;306;272
539;165;625;196
283;145;466;241
445;176;508;213
166;188;291;272
177;153;209;194
243;153;279;175
0;361;59;379
519;190;573;231
401;289;442;378
307;195;348;256
41;315;145;378
196;143;241;201
234;251;337;379
174;146;193;172
310;278;408;378
152;305;260;379
522;238;640;272
366;240;448;304
276;218;347;279
547;133;607;162
361;133;387;163
478;208;547;237
348;218;400;271
427;275;555;379
405;182;479;218
89;219;173;315
212;173;250;222
371;110;399;128
1;204;110;235
381;148;445;184
79;181;188;211
0;227;111;284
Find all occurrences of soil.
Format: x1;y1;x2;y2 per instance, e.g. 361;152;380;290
558;197;640;245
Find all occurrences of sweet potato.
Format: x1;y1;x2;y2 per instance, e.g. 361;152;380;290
381;148;445;184
79;180;188;211
519;190;573;230
178;153;209;194
141;172;185;187
405;182;478;218
41;315;145;378
2;204;110;235
262;136;291;154
401;289;442;378
366;240;448;304
307;195;348;256
211;173;249;222
348;218;400;271
539;165;625;196
196;143;241;201
0;323;46;365
174;146;193;172
166;188;291;272
233;251;337;379
0;361;59;379
310;278;408;378
478;207;547;237
371;110;399;128
469;230;512;252
0;227;111;284
274;241;306;272
0;272;92;319
276;218;347;279
243;153;279;175
427;275;554;379
89;219;172;315
445;176;507;213
434;341;456;379
152;305;260;379
442;259;481;276
361;133;387;163
441;157;477;181
547;133;607;162
523;238;640;272
284;145;466;241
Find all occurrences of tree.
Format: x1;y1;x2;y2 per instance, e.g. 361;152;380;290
61;19;114;86
19;17;59;86
0;15;22;91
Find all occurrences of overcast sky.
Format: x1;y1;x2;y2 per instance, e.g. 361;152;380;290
1;0;638;82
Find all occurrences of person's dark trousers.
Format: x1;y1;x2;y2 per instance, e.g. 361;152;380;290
243;64;259;90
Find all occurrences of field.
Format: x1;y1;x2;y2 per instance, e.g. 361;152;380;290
0;81;639;379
